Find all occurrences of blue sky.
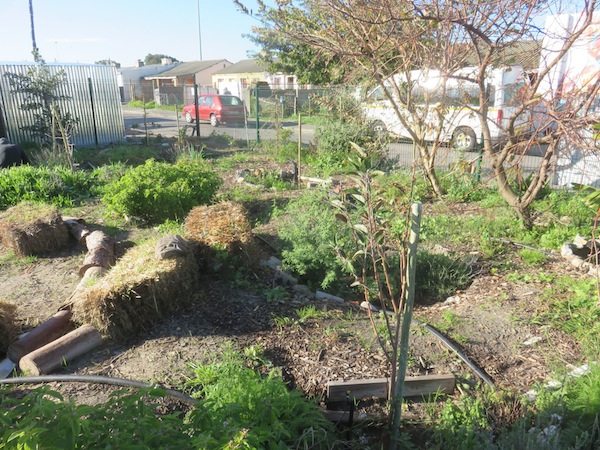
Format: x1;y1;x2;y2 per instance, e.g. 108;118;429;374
0;0;267;66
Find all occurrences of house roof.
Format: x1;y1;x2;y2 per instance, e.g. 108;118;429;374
213;59;269;75
464;40;542;71
145;59;231;79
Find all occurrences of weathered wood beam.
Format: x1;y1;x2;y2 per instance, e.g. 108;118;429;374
326;374;455;403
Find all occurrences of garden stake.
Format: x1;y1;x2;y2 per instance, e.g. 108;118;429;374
391;202;422;449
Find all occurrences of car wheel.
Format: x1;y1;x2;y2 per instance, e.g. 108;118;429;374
185;112;193;123
452;126;477;152
371;120;388;136
210;114;219;127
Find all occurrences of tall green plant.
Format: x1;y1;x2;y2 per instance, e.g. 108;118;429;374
4;54;78;167
331;143;419;438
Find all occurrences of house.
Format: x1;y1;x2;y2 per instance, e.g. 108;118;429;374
211;59;303;98
144;59;232;105
117;59;179;103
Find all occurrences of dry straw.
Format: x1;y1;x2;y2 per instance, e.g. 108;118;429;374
184;201;259;267
69;237;199;341
0;202;69;256
0;300;17;356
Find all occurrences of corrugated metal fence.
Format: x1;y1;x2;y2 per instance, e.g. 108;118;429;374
0;63;125;147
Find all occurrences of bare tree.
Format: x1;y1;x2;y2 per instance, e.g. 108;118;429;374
249;0;599;227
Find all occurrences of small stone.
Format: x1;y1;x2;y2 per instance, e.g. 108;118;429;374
522;336;542;346
293;284;314;298
360;301;379;312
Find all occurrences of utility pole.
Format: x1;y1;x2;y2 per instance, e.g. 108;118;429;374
197;0;203;61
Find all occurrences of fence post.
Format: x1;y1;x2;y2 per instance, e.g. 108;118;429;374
297;113;302;186
194;84;200;139
255;83;260;143
475;133;484;182
87;78;99;147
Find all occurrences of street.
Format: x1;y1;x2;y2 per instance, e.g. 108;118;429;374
122;106;316;145
122;106;544;175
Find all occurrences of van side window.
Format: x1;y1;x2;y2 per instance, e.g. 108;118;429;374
367;86;386;101
503;81;527;107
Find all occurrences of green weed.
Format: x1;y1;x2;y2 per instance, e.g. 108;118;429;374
101;158;221;224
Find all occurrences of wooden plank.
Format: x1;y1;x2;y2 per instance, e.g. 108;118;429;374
403;374;455;397
326;374;455;403
327;377;389;402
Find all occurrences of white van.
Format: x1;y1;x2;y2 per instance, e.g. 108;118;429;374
362;66;531;151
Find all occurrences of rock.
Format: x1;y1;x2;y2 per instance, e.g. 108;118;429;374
562;243;590;260
260;256;282;271
275;269;297;286
360;301;379;312
293;284;314;299
316;291;344;303
522;336;543;346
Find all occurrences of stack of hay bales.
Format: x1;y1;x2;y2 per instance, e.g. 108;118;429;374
0;300;17;356
69;237;199;341
184;201;257;267
0;202;69;256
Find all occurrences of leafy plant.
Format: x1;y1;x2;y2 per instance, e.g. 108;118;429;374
101;158;221;224
0;165;96;209
415;250;474;304
186;351;335;448
278;189;353;289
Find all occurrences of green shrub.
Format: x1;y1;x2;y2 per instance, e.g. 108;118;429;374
0;386;190;449
0;165;95;209
309;118;381;175
186;352;335;448
415;250;474;303
440;170;497;203
278;189;352;289
101;158;221;224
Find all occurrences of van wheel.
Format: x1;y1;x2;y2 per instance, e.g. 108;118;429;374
452;127;477;152
372;120;388;136
210;114;219;127
185;112;193;123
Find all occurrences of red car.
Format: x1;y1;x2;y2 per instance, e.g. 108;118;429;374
182;94;246;127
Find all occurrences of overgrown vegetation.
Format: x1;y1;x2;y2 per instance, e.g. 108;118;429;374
1;135;599;448
0;350;335;449
101;157;222;224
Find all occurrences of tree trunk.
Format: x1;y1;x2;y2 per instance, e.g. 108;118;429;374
7;310;72;363
19;324;102;376
79;230;115;276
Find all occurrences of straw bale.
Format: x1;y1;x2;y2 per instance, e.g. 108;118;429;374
69;237;199;342
0;300;17;356
0;203;69;256
184;202;261;268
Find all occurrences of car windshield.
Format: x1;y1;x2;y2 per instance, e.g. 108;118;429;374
220;96;242;106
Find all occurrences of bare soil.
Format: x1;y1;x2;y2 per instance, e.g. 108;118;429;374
0;154;586;427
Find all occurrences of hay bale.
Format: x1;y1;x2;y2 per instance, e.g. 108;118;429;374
0;300;17;356
184;201;260;269
184;202;252;250
70;237;199;341
0;203;69;256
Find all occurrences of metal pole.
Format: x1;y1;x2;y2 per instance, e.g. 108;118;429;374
87;78;99;147
297;113;302;185
197;0;203;61
194;84;200;138
255;84;260;143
